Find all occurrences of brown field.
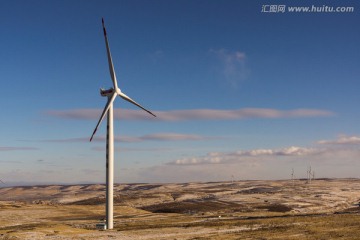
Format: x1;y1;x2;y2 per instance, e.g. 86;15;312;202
1;178;360;239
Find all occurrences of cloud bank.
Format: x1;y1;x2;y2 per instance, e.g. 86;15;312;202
167;146;323;166
317;135;360;145
0;147;38;151
137;136;360;182
41;133;212;143
46;108;334;122
4;135;360;183
167;135;360;166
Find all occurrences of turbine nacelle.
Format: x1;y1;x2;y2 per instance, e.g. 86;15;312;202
100;88;114;97
100;87;124;97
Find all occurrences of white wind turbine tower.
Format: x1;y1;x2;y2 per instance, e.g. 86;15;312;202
90;18;156;230
291;168;295;187
312;170;315;181
307;166;312;184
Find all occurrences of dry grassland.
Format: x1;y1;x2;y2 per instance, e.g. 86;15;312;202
1;179;360;239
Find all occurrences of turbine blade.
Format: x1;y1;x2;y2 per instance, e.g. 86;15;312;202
102;18;118;90
119;92;156;117
90;93;117;141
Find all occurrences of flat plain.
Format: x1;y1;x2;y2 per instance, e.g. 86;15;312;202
1;178;360;239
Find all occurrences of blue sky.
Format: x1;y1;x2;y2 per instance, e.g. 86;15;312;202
1;0;359;185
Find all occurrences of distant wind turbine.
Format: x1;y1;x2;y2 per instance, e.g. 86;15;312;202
90;18;156;230
307;166;314;184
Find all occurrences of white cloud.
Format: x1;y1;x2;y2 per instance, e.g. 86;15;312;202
0;147;38;151
317;135;360;145
46;108;334;122
210;48;249;87
41;133;212;143
135;140;360;182
91;146;174;152
150;50;164;63
140;133;213;141
94;133;212;142
167;146;323;166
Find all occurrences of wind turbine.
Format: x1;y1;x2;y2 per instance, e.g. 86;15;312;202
90;18;156;230
307;166;312;184
310;169;315;182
